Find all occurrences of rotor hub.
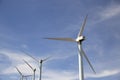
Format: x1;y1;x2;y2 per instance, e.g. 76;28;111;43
76;36;85;42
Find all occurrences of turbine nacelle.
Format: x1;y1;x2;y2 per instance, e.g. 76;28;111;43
34;69;36;72
39;59;45;63
76;36;85;42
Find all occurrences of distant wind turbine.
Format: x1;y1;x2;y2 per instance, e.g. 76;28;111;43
23;59;36;80
15;67;32;80
21;51;50;80
44;15;96;80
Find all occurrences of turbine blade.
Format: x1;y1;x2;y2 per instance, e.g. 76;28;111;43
44;38;76;42
21;50;39;63
78;15;88;37
42;56;51;62
23;59;34;71
15;67;22;75
80;45;96;73
24;75;32;77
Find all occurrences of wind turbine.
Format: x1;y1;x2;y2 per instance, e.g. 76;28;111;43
44;15;96;80
15;67;32;80
39;57;50;80
21;51;50;80
23;59;36;80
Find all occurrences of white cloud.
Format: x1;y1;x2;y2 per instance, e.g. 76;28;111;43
85;69;120;78
0;49;37;74
43;69;77;80
1;49;120;80
0;49;31;61
99;4;120;20
0;49;78;80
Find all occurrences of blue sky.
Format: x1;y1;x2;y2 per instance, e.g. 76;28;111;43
0;0;120;80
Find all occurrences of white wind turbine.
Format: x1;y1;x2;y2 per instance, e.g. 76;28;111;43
22;51;50;80
23;59;36;80
44;15;96;80
15;67;32;80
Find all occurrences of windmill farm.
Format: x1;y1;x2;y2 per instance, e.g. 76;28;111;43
0;0;120;80
15;50;51;80
23;59;36;80
13;15;96;80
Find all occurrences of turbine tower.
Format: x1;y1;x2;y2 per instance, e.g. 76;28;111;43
22;51;50;80
44;15;96;80
23;59;36;80
39;57;50;80
15;67;32;80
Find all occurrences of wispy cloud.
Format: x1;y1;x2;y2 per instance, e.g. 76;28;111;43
0;49;35;75
0;49;74;74
43;69;77;80
88;3;120;26
85;69;120;78
0;49;78;80
1;48;120;80
99;4;120;20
